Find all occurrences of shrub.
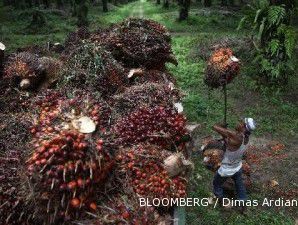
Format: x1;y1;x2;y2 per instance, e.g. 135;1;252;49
238;0;296;85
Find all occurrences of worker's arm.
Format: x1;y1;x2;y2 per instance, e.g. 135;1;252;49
212;124;236;139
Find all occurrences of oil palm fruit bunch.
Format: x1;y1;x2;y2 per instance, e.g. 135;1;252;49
202;148;224;172
116;144;187;200
128;69;177;86
0;78;31;113
4;52;45;90
26;131;115;224
118;18;171;42
38;57;63;88
204;48;240;88
64;26;90;54
0;149;32;225
111;83;181;117
26;91;114;224
30;90;112;140
112;105;188;149
59;41;127;97
82;194;172;225
0;112;31;153
91;18;177;70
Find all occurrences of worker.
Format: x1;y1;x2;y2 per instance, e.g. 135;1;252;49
212;118;256;209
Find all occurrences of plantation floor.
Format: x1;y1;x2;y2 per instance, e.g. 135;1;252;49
0;1;297;224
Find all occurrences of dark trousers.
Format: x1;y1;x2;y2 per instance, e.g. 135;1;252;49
213;168;247;200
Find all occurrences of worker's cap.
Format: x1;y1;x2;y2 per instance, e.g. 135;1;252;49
244;118;256;131
0;42;5;51
230;55;239;62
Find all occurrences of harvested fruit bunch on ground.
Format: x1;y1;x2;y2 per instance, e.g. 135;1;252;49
111;83;181;117
119;18;171;41
0;113;31;153
82;194;172;225
91;19;177;70
38;56;63;88
0;78;31;113
116;145;187;200
26;130;114;224
112;105;189;149
16;44;50;56
0;149;32;225
63;26;90;55
30;90;112;140
204;48;240;88
4;52;46;90
128;69;177;86
59;41;127;97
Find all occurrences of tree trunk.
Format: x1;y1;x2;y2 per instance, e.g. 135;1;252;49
43;0;50;8
33;0;40;7
76;0;89;27
14;0;25;9
163;0;169;8
56;0;63;9
204;0;212;7
71;0;77;16
25;0;32;7
221;0;227;6
157;0;161;5
3;0;10;6
29;10;47;29
102;0;108;12
179;0;190;21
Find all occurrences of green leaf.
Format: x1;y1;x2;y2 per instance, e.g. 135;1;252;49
267;6;286;26
254;9;262;23
267;39;280;56
237;16;247;30
284;27;296;58
258;17;266;40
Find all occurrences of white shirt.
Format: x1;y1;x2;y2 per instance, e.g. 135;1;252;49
218;138;247;177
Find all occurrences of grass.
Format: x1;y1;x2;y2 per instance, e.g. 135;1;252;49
0;1;297;224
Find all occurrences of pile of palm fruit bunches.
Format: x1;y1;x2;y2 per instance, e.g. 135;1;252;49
0;18;193;225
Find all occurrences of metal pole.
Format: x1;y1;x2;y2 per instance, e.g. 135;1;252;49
0;50;3;76
223;83;227;126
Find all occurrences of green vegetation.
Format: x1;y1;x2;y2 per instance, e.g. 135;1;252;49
0;0;297;224
238;0;296;85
